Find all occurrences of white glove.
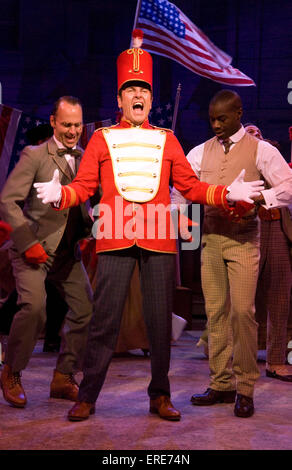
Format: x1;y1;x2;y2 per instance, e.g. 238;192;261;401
34;169;62;205
226;169;264;204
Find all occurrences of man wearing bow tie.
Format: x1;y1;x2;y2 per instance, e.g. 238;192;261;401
0;96;93;408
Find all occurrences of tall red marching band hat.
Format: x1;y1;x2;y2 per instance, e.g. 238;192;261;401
117;29;153;92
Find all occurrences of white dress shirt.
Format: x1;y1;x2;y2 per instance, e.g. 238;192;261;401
53;135;76;175
171;126;292;210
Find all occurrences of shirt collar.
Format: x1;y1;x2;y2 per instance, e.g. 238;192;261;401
219;125;245;144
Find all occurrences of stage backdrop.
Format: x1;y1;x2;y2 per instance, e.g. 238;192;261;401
1;0;291;291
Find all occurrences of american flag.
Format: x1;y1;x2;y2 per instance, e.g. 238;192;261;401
0;104;48;191
135;0;255;86
149;101;173;128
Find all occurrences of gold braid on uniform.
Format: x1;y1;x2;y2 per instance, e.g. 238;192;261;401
58;186;78;209
206;185;232;210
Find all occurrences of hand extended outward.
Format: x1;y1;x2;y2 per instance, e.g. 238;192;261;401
34;169;61;204
34;168;264;207
226;169;264;204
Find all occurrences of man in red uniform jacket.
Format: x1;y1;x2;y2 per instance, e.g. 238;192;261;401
35;30;264;422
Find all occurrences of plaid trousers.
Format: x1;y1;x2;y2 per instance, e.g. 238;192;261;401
201;216;261;397
78;246;175;404
255;219;291;364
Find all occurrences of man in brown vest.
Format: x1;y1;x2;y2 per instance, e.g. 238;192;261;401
172;90;292;417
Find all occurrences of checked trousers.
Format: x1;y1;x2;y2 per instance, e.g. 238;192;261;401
201;216;261;397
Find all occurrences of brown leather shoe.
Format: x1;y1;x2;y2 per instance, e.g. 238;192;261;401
50;369;79;401
0;364;27;408
234;394;254;418
149;395;181;421
191;388;236;406
68;401;95;421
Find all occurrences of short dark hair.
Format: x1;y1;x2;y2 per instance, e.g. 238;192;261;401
210;89;242;111
51;96;82;117
118;80;152;97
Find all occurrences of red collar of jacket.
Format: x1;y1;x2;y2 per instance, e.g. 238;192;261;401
117;118;153;129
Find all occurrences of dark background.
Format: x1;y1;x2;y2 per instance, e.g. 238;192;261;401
1;0;292;290
1;0;292;158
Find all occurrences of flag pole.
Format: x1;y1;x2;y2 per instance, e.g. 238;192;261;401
132;0;142;38
171;83;182;133
171;83;182;286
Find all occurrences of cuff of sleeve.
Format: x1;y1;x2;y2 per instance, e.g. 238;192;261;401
261;188;275;209
59;186;69;210
51;186;78;211
209;185;233;211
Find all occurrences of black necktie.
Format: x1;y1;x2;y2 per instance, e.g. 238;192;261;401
57;148;82;157
223;139;233;154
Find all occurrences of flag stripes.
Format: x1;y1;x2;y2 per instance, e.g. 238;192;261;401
135;0;255;86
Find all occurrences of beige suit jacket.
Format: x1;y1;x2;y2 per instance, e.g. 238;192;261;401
0;137;92;254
